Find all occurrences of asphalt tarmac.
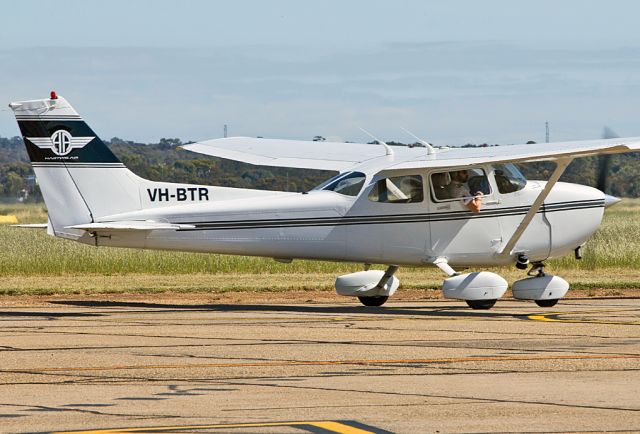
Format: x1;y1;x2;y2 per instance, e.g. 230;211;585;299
0;297;639;433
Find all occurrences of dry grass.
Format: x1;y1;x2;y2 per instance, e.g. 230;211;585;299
551;198;640;269
0;268;637;296
0;203;47;223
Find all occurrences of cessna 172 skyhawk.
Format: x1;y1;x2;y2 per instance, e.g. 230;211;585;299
9;92;640;309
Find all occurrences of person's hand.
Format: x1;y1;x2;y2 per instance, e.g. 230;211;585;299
467;192;483;213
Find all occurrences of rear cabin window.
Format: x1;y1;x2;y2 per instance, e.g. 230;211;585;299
368;174;424;203
430;169;491;202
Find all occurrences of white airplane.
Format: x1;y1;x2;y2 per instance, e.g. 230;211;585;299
8;92;640;309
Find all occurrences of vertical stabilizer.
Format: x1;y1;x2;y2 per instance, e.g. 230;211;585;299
9;93;138;239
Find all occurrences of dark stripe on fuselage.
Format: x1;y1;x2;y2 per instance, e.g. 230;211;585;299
175;199;605;231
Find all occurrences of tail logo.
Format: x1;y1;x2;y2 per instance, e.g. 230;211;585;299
51;130;72;155
27;130;95;157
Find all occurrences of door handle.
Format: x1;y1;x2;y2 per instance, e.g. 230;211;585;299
483;199;502;205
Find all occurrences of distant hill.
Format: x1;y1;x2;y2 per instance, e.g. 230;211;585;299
0;136;638;202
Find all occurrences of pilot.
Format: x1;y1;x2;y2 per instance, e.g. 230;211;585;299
431;172;451;200
446;170;483;213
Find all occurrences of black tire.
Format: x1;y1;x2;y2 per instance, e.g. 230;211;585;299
465;299;497;310
535;299;559;307
358;296;389;307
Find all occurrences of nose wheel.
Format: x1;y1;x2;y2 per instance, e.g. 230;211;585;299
528;262;559;306
535;298;559;307
512;261;565;308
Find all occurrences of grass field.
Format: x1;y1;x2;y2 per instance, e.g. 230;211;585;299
0;200;638;295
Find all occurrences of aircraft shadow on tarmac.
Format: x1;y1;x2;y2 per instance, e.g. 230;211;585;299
0;310;105;318
47;300;529;320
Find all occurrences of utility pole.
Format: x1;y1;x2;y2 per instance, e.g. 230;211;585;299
545;122;549;143
224;124;228;138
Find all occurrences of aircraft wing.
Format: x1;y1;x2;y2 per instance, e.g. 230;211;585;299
66;221;195;231
183;136;640;171
390;137;640;170
182;137;417;171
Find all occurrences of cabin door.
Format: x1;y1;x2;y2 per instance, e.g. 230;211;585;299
428;168;503;265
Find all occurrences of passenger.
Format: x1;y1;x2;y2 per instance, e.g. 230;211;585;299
446;170;483;213
495;169;516;193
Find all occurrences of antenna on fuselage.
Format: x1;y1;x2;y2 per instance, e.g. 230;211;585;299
400;127;436;155
360;127;394;156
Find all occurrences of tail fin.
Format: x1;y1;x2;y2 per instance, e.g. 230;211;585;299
9;93;170;240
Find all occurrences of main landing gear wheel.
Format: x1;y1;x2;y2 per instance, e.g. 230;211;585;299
465;299;497;310
358;296;389;307
535;299;559;307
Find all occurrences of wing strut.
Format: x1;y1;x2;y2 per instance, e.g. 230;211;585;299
498;157;573;258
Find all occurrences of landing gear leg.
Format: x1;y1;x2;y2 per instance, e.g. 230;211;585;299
528;261;545;277
526;262;560;307
357;265;398;307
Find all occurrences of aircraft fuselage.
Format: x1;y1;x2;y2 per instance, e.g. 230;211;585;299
89;173;605;268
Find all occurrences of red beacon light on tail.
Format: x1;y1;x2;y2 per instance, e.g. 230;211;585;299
50;91;57;100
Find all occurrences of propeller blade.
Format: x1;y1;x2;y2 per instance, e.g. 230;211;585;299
596;126;619;193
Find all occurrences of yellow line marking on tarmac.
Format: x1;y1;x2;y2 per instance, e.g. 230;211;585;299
528;310;640;325
52;420;376;434
8;354;640;374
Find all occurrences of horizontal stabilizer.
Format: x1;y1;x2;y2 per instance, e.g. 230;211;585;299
11;223;48;228
66;221;195;231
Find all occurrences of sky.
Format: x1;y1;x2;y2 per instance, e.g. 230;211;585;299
1;0;639;145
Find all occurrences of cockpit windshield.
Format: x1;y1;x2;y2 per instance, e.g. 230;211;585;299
493;163;527;194
312;171;366;196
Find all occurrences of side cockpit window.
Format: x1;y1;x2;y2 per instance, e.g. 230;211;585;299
430;168;491;201
313;171;366;196
494;163;527;194
368;174;424;203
